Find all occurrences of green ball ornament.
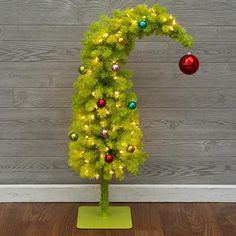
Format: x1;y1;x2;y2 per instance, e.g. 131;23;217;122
69;132;78;141
127;101;137;109
78;65;87;75
138;20;148;29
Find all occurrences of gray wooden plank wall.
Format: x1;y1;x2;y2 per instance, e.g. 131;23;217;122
0;0;236;184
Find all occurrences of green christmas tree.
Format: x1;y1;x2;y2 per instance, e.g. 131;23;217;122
68;4;193;216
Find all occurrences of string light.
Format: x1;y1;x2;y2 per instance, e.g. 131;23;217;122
103;33;108;38
85;160;89;163
112;126;118;131
93;57;99;63
85;136;89;139
87;69;92;75
120;150;124;154
110;170;114;174
119;165;123;169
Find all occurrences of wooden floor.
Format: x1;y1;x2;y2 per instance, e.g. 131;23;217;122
0;203;235;236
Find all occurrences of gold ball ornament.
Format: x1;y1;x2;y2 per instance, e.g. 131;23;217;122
118;37;126;44
78;65;87;75
126;145;135;153
69;132;78;141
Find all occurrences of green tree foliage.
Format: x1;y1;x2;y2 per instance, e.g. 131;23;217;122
68;4;193;215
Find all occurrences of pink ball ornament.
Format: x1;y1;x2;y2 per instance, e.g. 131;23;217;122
101;129;108;138
97;98;106;108
112;63;120;72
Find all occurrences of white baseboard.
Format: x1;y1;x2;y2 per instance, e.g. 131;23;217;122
0;184;235;202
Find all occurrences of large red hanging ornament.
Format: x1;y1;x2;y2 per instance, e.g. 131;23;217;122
105;154;113;163
179;52;199;75
97;98;106;108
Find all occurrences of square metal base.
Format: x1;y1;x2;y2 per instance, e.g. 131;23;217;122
77;206;133;229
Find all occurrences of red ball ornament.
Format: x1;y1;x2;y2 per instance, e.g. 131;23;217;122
179;53;199;75
97;98;106;108
105;154;113;163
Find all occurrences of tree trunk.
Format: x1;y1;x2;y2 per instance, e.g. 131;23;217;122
99;176;109;217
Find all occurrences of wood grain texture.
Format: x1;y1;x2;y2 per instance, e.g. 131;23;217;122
0;108;236;140
0;41;236;62
1;25;236;42
1;62;236;88
12;88;236;108
0;155;235;184
0;0;236;185
0;62;236;88
0;89;12;107
1;139;236;157
0;0;235;25
0;203;235;236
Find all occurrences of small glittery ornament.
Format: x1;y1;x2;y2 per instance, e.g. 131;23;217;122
179;52;199;75
105;154;113;163
97;98;106;108
69;132;78;141
138;20;148;29
112;63;120;72
101;129;108;138
78;65;87;74
126;145;135;153
127;101;137;109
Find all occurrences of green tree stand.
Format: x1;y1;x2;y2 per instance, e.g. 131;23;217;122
68;3;193;229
